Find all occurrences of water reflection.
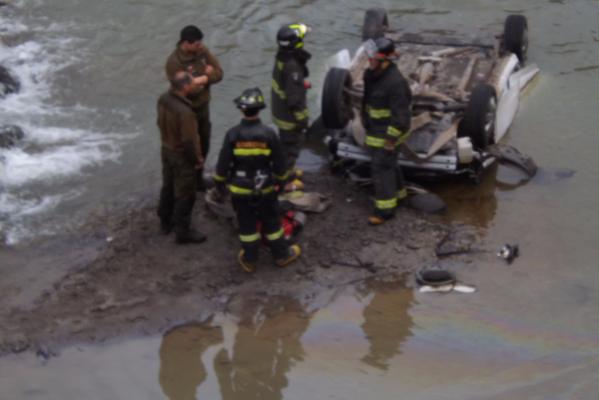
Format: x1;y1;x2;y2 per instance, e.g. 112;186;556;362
158;297;312;400
215;297;311;400
434;160;538;227
360;280;414;370
157;283;418;399
159;323;223;400
434;164;498;227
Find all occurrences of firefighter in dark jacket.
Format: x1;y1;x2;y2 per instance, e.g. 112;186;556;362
214;88;301;272
271;23;311;179
166;25;224;190
362;37;412;225
157;71;207;244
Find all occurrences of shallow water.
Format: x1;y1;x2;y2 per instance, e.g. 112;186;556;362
1;0;599;398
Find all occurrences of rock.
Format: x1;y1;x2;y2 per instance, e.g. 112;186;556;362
408;193;447;214
0;125;25;148
0;65;20;98
435;229;477;257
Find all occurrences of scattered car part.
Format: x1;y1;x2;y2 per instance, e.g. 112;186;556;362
416;268;456;286
415;268;476;293
497;243;519;264
362;8;388;41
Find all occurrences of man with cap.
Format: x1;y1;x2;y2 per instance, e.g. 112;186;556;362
213;87;301;273
271;23;311;187
157;71;207;244
166;25;223;190
361;37;412;225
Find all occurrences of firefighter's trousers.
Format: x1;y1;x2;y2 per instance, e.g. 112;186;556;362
231;192;288;262
369;147;407;218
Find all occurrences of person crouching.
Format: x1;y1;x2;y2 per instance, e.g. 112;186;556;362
213;88;301;272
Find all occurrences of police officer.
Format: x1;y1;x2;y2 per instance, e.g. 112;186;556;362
166;25;223;190
157;71;207;244
362;37;412;225
271;23;311;179
214;88;301;272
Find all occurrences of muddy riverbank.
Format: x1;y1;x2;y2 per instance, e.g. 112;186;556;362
0;171;479;358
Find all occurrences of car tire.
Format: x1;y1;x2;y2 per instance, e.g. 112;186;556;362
321;67;352;129
458;84;497;150
415;269;456;287
503;15;528;64
362;8;388;41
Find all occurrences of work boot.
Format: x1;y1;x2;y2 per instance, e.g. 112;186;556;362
368;213;394;226
175;229;207;244
275;244;301;267
284;178;304;192
238;250;256;273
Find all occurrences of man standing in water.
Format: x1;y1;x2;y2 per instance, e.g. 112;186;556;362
157;71;207;244
213;88;301;272
166;25;223;190
362;37;412;225
271;23;311;187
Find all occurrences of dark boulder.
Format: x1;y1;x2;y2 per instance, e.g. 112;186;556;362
0;125;25;148
0;65;20;98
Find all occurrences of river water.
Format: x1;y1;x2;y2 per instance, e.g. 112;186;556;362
1;0;599;398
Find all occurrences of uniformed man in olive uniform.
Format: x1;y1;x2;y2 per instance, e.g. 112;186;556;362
166;25;223;190
157;71;207;244
213;88;301;272
271;23;311;178
362;37;412;225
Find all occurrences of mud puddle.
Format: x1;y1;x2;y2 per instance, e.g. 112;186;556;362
0;282;415;399
4;276;597;400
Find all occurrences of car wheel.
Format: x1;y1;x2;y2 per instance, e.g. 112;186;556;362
362;8;388;41
503;15;528;64
321;67;353;129
458;84;497;150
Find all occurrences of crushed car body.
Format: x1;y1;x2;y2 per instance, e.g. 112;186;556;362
320;9;540;180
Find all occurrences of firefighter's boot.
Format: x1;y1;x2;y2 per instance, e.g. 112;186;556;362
275;244;301;267
238;250;257;273
368;213;394;226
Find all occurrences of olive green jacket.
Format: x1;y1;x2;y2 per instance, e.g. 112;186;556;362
165;46;223;109
157;90;202;165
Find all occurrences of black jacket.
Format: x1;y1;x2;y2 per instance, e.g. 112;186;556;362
271;49;311;131
362;63;412;146
214;118;287;195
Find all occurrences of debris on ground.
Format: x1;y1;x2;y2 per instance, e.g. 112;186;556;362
497;243;520;264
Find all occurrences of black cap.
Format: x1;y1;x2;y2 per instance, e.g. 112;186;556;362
179;25;204;43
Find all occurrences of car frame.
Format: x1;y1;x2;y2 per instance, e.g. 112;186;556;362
319;8;540;180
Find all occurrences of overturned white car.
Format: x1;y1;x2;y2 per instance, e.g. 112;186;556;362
320;9;539;180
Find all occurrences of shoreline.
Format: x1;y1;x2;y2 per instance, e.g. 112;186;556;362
0;171;475;357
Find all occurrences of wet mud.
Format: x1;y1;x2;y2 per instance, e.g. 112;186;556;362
0;171;480;358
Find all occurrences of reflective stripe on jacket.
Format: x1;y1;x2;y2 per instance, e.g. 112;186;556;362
214;118;287;196
362;62;412;147
271;49;310;131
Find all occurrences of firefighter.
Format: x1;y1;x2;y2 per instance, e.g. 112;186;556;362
213;88;301;272
166;25;224;190
362;37;412;225
271;23;311;183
